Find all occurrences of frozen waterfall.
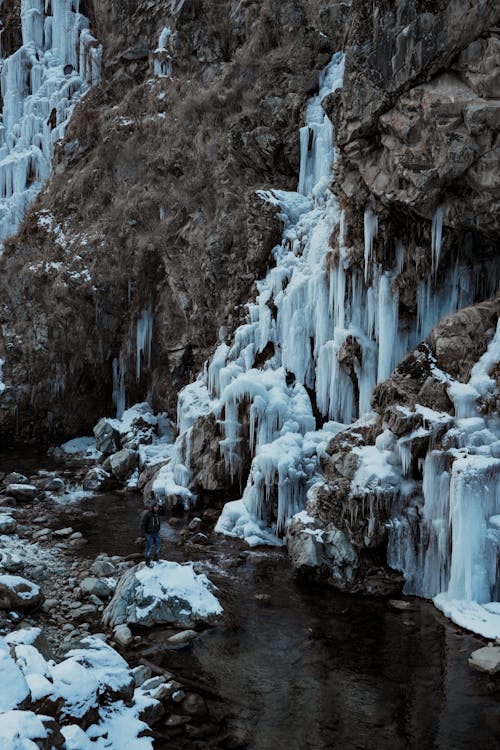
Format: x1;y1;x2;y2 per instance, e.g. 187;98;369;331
0;0;101;247
155;46;498;615
388;323;500;638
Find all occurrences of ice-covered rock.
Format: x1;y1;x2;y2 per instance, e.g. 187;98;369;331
103;561;223;628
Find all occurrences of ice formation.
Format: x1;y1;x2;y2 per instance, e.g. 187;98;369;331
153;26;173;77
386;323;500;637
154;49;497;569
0;0;101;246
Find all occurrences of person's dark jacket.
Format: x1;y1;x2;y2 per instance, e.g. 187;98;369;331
141;509;161;536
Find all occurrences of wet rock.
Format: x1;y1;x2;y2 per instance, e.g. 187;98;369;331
114;624;133;647
0;514;17;534
388;599;415;612
0;497;17;507
183;693;208;717
469;646;500;674
53;527;73;538
43;477;65;493
6;484;37;500
167;629;198;645
4;472;28;485
165;714;189;727
82;466;110;492
0;575;44;611
286;509;358;589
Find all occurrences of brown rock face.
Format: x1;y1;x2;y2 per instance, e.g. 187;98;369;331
0;0;344;442
329;1;500;240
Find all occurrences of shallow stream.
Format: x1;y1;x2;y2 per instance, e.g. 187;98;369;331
2;448;500;749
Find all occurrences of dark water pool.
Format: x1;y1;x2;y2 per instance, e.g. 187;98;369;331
2;449;500;749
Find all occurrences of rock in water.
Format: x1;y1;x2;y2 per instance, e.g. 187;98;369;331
102;561;223;628
468;646;500;674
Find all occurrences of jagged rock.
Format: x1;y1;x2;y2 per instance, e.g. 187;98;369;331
0;551;24;573
105;448;138;479
286;509;358;589
90;558;116;577
0;514;16;534
93;418;120;455
0;575;43;611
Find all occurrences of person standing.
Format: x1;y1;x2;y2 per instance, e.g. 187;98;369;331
141;499;162;567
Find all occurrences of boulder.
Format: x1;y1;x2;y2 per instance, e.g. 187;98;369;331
80;577;115;600
113;624;133;647
0;514;17;534
82;467;111;492
0;712;65;749
0;575;44;611
102;561;223;628
106;449;138;479
468;646;500;674
286;508;358;590
5;484;37;500
93;418;120;455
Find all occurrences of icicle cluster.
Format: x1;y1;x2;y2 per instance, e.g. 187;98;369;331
0;0;102;246
387;324;500;637
155;50;497;555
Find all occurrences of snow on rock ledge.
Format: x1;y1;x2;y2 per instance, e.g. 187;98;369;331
103;561;223;628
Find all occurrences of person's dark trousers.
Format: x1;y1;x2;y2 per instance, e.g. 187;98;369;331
145;532;161;564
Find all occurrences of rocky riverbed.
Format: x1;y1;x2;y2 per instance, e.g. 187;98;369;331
2;445;500;750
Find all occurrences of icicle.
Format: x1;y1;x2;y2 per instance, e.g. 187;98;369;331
112;353;126;419
431;206;443;280
136;305;153;381
363;205;378;281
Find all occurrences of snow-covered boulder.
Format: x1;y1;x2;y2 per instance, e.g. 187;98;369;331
0;514;17;534
0;575;43;611
103;561;223;628
0;630;157;747
0;643;31;711
0;711;65;750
